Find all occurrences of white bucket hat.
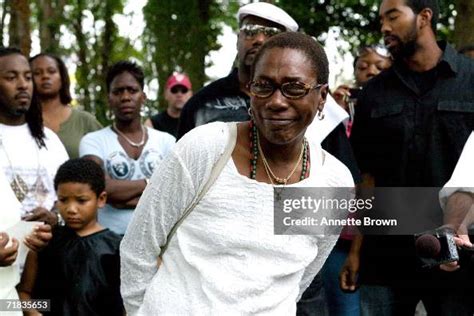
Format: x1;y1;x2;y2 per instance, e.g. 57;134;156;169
237;2;298;32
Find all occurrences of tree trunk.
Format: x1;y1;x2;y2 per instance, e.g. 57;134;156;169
37;0;65;53
96;0;116;124
453;0;474;49
1;0;9;46
38;0;53;52
8;0;31;55
193;0;211;89
72;0;91;112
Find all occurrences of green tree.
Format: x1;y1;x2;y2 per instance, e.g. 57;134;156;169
142;0;239;112
277;0;456;50
67;0;139;125
453;0;474;48
32;0;67;54
1;0;8;46
3;0;468;124
8;0;31;55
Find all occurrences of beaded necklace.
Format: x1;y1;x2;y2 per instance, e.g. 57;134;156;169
249;120;310;183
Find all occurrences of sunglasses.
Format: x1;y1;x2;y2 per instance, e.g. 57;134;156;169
170;86;189;94
248;81;325;100
239;24;282;39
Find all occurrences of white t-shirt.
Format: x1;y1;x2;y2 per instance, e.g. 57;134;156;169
79;126;175;234
0;123;69;217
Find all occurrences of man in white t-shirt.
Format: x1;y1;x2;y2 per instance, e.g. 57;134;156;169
80;61;175;235
0;47;68;226
0;47;60;305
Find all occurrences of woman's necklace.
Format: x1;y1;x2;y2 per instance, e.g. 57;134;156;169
249;120;310;184
258;135;304;185
113;123;146;148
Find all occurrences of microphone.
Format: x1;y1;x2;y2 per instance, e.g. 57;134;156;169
415;234;441;259
414;229;459;268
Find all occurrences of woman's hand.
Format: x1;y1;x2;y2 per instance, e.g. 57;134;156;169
439;235;473;272
22;207;58;227
332;85;352;112
24;224;53;252
0;232;19;266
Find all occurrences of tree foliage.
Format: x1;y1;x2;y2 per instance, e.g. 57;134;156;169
142;0;240;112
32;0;67;54
1;0;9;46
8;0;31;55
453;0;474;48
65;0;139;124
1;0;472;123
277;0;457;51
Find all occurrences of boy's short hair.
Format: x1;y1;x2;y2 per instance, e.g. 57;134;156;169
54;158;105;196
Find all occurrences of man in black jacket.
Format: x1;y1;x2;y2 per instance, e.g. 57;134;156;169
341;0;474;314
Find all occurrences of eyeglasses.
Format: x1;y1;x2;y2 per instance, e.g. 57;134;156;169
170;86;189;94
358;44;390;58
248;81;325;100
239;24;282;39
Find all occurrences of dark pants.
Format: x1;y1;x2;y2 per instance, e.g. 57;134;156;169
297;272;329;316
322;241;360;316
360;285;474;316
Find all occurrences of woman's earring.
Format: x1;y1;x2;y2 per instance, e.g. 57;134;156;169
317;109;325;120
248;107;253;118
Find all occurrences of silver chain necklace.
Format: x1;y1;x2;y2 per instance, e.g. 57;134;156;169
112;123;146;148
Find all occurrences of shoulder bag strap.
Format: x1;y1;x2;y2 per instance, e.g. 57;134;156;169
159;123;238;257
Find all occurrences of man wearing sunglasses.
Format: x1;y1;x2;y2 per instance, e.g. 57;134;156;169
342;0;474;314
145;72;192;137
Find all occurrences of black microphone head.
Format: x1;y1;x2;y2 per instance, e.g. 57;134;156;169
416;234;441;258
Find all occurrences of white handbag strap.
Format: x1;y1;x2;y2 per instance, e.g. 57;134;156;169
159;123;238;257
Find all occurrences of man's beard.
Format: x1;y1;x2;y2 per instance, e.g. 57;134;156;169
6;104;29;117
238;58;252;79
0;100;29;118
238;47;260;74
389;23;418;60
11;107;28;116
244;51;257;67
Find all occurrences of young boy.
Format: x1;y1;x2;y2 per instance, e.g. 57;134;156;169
19;158;124;315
